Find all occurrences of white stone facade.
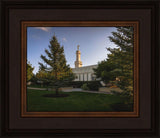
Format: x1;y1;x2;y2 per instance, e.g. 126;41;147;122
72;65;98;81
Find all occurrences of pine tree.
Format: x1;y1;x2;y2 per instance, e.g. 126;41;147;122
108;27;134;96
94;27;134;96
94;60;117;84
38;35;74;95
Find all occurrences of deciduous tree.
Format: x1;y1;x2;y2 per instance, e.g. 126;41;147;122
27;61;34;82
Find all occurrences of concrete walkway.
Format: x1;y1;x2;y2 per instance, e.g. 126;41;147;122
27;87;47;90
27;87;111;94
63;88;111;94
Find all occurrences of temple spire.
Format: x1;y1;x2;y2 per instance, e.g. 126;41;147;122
75;45;82;68
77;45;80;50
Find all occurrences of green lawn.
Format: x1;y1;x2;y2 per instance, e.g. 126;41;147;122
27;89;133;112
27;84;48;88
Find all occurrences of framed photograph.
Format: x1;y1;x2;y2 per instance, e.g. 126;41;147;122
21;21;139;117
0;0;159;137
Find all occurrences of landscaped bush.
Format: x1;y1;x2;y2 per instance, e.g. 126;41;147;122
69;81;84;88
110;90;122;95
87;81;101;91
70;81;101;91
81;83;89;90
29;80;102;91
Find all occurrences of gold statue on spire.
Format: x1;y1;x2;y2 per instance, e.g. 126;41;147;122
77;45;80;50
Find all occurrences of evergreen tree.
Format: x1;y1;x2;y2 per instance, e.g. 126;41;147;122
95;27;134;96
108;27;133;96
38;35;74;95
94;60;117;84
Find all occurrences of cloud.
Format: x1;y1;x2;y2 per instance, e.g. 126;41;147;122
35;27;51;32
31;34;40;39
62;37;67;42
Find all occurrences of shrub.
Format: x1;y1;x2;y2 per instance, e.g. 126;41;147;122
87;81;101;91
81;83;89;90
62;81;102;91
69;81;84;88
70;81;101;89
111;90;122;95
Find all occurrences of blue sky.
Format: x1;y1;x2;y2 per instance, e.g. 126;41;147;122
27;27;117;74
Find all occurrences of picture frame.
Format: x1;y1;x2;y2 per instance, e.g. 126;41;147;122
0;0;159;137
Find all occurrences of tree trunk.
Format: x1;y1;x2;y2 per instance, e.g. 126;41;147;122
55;70;59;95
55;87;59;95
46;83;48;91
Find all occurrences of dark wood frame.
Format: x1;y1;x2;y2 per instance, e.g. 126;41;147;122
0;0;159;137
21;21;139;118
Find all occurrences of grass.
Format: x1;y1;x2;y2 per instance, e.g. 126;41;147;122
27;84;48;88
27;89;133;112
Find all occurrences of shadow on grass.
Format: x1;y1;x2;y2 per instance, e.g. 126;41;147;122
43;93;70;98
110;103;133;112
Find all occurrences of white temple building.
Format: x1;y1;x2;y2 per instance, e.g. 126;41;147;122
72;45;99;81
